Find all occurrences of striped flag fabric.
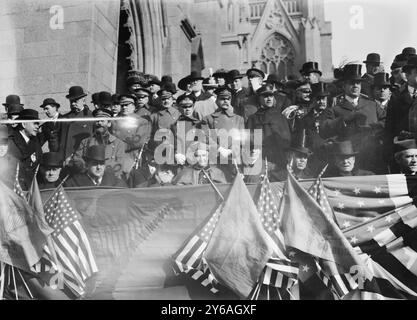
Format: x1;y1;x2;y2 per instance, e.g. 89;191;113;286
171;203;223;294
42;185;98;297
13;163;25;198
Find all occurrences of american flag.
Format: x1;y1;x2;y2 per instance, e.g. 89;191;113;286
13;163;25;198
42;185;98;297
172;203;223;294
250;174;298;300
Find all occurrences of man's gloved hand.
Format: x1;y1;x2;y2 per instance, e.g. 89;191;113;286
218;147;233;158
175;153;186;165
282;105;299;119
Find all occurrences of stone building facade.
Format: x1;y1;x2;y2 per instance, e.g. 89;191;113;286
0;0;332;114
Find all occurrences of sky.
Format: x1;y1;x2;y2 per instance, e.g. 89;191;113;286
323;0;417;69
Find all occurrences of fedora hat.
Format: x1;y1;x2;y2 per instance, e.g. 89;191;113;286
41;152;63;168
342;64;365;81
372;72;391;87
227;69;245;82
40;98;60;109
311;82;330;98
178;75;191;91
403;55;417;73
393;136;417;155
300;62;322;76
363;53;381;65
287;130;312;156
83;145;107;162
331;140;358;156
3;94;24;108
16;109;40;121
246;67;265;79
66;86;87;100
402;47;416;58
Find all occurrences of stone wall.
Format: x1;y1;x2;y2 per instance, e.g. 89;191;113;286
0;0;120;114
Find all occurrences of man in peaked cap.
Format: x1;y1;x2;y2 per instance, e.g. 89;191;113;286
70;108;127;178
64;145;127;187
324;140;374;177
7;109;44;190
239;67;266;122
300;61;322;84
362;52;383;97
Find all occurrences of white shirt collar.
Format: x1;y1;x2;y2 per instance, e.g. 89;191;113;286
87;173;102;186
19;130;30;143
345;95;359;106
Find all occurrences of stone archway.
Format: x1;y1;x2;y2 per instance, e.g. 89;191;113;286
258;32;295;80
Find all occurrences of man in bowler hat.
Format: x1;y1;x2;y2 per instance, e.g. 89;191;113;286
40;98;64;156
37;152;66;190
362;53;383;97
3;95;24;129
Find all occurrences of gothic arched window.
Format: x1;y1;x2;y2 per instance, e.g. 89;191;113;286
259;33;295;80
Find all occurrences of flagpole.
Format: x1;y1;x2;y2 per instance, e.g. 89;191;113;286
202;169;225;201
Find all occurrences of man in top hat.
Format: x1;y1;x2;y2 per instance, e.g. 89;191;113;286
372;72;392;115
64;145;127;188
227;69;249;117
329;64;384;172
241;67;266;121
39;98;64;156
300;62;322;84
324;140;374;177
61;85;93;166
201;86;245;179
37;152;66;190
362;53;383;97
71;108;127;178
269;130;314;182
7;109;44;190
97;91;113;112
213;69;228;87
172;94;204;167
173;141;227;185
3;95;24;129
393;137;417;175
244;85;292;182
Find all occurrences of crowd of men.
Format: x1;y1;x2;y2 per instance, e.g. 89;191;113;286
2;46;417;191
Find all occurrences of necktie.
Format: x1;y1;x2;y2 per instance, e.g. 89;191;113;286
198;170;210;184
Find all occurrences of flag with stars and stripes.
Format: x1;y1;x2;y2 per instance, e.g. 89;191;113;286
249;174;299;300
41;185;98;297
13;163;25;199
171;203;223;294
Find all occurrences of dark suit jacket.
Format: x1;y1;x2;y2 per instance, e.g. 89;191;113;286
41;114;65;156
64;169;127;188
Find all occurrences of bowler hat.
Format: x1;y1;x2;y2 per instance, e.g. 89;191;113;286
41;152;63;168
402;47;416;57
16;109;40;121
265;73;283;86
84;145;107;162
311;82;330;97
363;53;381;65
402;55;417;73
331;140;358;156
92;108;113;118
227;69;245;82
372;72;391;87
342;64;365;81
300;62;322;76
40;98;60;109
66;86;87;100
256;85;275;96
214;86;233;97
2;94;24;108
98;91;113;106
287;130;312;156
0;125;8;144
246;68;265;79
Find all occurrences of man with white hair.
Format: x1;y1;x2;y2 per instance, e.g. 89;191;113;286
394;138;417;175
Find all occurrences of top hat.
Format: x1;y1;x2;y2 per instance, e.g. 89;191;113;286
300;62;322;76
16;109;40;121
246;68;265;79
402;47;416;57
92;108;113;118
41;152;63;168
189;71;204;81
363;53;381;65
372;72;391;87
66;86;87;100
287;130;312;156
0;125;8;144
402;55;417;73
84;145;107;162
311;82;330;97
342;64;365;81
98;91;113;106
2;94;24;108
213;69;228;79
177;94;196;105
40;98;60;109
214;86;233;97
331;140;358;156
227;69;245;82
256;85;275;96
